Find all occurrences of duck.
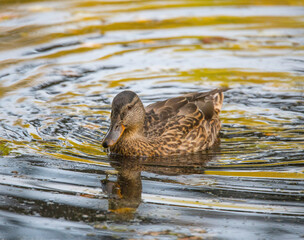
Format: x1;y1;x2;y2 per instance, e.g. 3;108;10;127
102;88;226;157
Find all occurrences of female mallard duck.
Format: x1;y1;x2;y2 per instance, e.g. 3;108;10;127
102;88;225;157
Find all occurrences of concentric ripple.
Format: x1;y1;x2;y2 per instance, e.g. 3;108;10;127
0;0;303;239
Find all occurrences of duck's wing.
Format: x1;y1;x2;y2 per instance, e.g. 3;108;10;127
183;88;226;116
144;88;226;138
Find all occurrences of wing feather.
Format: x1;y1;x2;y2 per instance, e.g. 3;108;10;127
144;88;226;153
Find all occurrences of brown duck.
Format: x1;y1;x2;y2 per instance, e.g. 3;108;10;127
102;88;226;157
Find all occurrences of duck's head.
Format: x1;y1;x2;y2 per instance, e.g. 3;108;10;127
102;91;145;148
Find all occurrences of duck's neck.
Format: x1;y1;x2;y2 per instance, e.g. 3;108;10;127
124;117;145;137
111;128;155;157
120;127;145;145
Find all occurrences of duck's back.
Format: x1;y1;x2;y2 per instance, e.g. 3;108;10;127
143;88;225;154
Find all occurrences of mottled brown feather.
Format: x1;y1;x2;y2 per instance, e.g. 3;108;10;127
107;88;226;157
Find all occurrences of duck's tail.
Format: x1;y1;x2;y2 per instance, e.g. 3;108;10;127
213;87;228;115
193;87;228;116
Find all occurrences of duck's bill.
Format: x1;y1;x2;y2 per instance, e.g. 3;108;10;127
102;123;125;148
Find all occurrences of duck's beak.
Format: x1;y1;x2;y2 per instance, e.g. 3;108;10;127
102;123;125;148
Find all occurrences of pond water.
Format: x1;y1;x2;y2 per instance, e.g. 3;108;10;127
0;0;304;239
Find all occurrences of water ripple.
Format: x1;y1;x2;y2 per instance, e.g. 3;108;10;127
0;0;303;239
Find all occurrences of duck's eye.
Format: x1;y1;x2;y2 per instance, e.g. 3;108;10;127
127;105;132;110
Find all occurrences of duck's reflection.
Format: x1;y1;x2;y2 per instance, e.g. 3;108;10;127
101;150;219;219
101;161;142;216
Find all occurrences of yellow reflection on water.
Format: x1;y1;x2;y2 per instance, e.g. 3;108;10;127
0;0;303;183
205;170;304;179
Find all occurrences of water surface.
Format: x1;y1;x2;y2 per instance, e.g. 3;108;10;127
0;0;303;239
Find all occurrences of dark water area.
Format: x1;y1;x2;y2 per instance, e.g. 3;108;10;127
0;0;304;239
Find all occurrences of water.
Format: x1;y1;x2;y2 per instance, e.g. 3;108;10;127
0;0;304;239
